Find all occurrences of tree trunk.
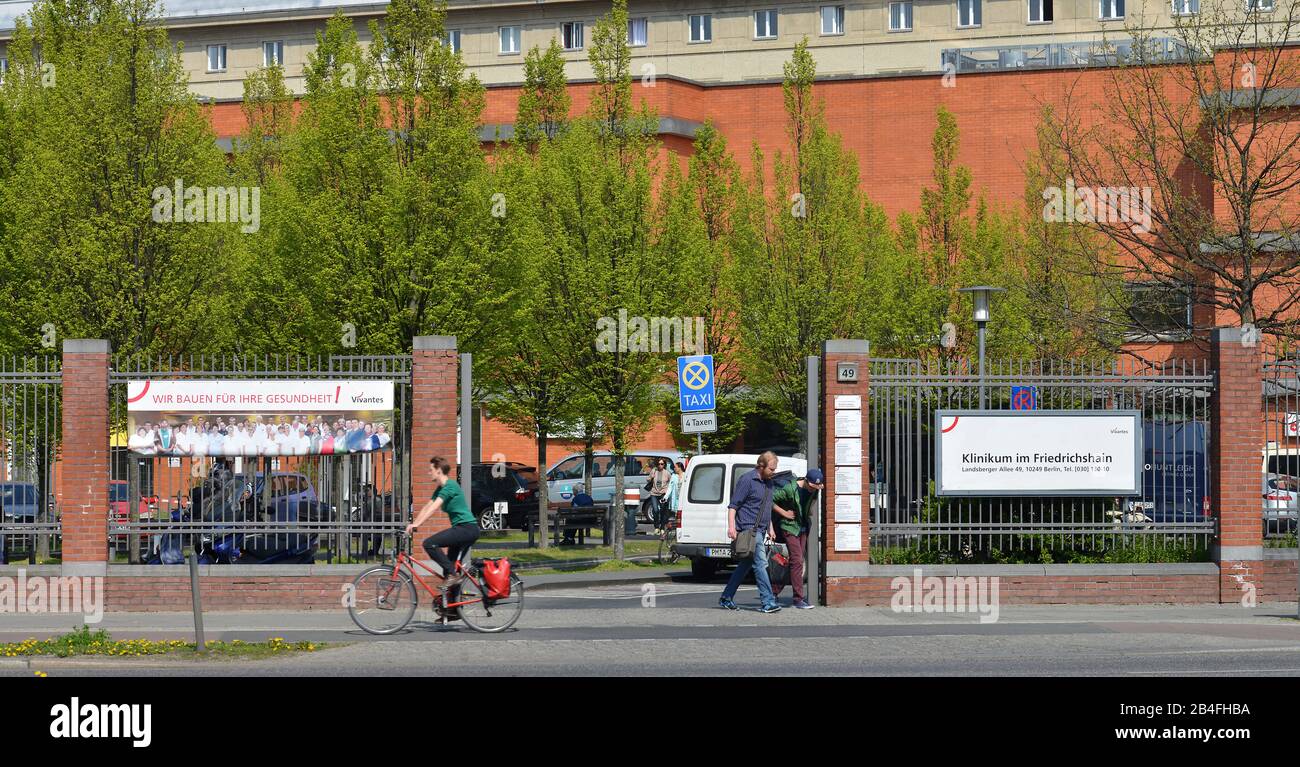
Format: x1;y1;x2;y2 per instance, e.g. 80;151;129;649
612;429;625;561
536;431;549;550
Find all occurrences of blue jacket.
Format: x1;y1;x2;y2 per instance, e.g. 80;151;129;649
729;468;774;532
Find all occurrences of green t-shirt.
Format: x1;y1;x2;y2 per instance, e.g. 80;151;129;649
435;479;475;527
772;480;810;536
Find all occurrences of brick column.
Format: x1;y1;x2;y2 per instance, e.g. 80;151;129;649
61;339;111;573
821;340;871;566
411;336;459;559
1210;327;1264;603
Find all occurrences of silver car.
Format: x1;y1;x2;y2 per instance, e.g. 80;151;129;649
1262;473;1299;535
546;450;686;519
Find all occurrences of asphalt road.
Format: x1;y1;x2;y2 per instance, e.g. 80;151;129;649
3;582;1299;676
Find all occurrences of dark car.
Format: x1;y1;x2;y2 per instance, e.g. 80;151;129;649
1;482;40;563
1138;420;1209;524
470;462;539;530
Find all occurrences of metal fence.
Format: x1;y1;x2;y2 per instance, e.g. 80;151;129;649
108;354;412;564
0;356;62;565
868;357;1215;556
1263;350;1300;543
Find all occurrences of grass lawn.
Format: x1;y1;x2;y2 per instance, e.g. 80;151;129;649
474;539;662;565
1;626;325;660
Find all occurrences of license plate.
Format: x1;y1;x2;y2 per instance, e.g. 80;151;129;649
707;547;732;559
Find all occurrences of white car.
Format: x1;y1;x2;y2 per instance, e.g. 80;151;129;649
675;453;806;581
1262;472;1299;535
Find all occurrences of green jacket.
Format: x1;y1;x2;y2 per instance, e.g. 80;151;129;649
772;480;810;537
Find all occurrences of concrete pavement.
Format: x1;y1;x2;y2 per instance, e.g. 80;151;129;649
2;580;1299;676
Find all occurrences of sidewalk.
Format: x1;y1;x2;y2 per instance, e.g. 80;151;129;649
1;596;1297;639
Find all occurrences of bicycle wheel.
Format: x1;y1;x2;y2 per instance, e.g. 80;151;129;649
348;566;418;635
456;571;524;633
664;530;681;564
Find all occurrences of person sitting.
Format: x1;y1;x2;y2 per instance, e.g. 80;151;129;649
560;484;595;545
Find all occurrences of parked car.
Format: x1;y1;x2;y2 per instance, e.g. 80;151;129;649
676;453;806;581
545;449;686;522
0;482;40;564
1262;472;1299;535
108;480;158;549
470;462;539;530
0;482;39;523
1129;421;1209;524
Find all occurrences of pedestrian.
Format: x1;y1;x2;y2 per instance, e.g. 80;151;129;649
665;460;685;528
771;468;823;609
648;458;672;534
719;451;781;613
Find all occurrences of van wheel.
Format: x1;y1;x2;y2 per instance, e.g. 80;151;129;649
690;557;718;582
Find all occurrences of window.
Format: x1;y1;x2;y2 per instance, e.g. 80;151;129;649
562;21;584;51
262;40;283;67
206;44;227;72
1124;283;1191;337
754;9;778;39
1171;0;1199;13
445;29;461;54
499;25;521;54
688;464;725;504
628;17;648;46
1029;0;1054;22
890;1;914;30
821;5;845;35
548;457;583;481
689;13;712;43
1099;0;1124;19
958;0;982;27
1247;0;1274;10
0;57;7;85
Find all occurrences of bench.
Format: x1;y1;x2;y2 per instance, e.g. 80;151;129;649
526;503;610;547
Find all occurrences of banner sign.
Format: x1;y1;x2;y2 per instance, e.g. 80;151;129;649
125;380;394;457
935;410;1141;496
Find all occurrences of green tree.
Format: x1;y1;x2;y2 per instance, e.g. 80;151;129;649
515;40;570;147
734;40;884;446
529;0;665;559
0;0;241;356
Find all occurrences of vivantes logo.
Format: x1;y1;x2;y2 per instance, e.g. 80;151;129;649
49;697;152;748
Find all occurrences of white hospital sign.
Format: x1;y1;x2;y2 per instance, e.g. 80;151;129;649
935;410;1141;496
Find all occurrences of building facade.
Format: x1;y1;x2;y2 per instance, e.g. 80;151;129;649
3;0;1202;99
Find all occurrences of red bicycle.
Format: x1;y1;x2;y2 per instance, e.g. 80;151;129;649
347;533;523;634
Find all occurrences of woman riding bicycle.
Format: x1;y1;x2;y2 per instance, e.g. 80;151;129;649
405;456;478;593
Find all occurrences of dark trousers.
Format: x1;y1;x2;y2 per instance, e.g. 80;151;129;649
423;523;480;577
784;531;808;603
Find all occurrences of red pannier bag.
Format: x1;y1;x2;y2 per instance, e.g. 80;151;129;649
481;558;512;599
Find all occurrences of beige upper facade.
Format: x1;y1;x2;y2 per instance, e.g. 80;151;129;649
0;0;1236;99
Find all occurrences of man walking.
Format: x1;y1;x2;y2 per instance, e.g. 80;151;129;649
772;468;823;609
719;451;781;613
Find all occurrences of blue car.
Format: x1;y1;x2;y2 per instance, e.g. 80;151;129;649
1139;421;1209;524
0;482;40;564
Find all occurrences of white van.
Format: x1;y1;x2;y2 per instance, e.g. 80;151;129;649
675;453;806;581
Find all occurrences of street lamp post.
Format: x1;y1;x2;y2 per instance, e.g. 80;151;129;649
958;287;1004;410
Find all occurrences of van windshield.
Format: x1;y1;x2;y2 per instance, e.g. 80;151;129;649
0;484;35;505
1267;455;1300;477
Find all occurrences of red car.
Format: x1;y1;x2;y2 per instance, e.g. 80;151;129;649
109;480;158;548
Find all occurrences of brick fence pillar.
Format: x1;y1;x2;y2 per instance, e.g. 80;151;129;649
821;340;871;575
60;339;111;573
411;336;460;560
1211;327;1264;604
